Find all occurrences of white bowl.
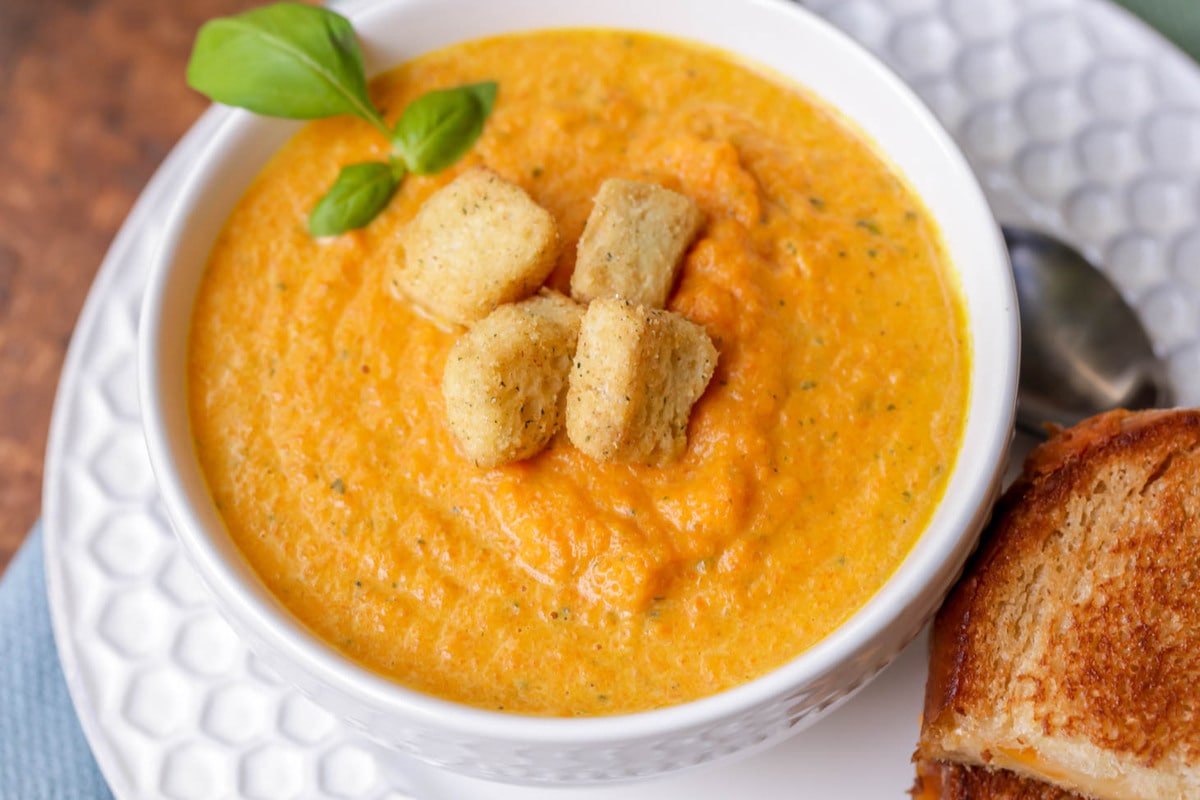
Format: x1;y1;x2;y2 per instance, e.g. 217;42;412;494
140;0;1018;786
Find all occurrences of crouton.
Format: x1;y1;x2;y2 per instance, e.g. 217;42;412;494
520;287;584;331
566;298;717;465
570;179;703;308
443;290;584;467
390;166;560;326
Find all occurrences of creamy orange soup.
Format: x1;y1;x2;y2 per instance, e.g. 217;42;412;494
189;30;969;715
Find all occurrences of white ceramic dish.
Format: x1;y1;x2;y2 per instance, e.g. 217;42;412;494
136;0;1015;786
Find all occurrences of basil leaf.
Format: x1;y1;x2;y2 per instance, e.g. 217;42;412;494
392;82;498;175
308;162;400;236
463;81;498;116
187;2;383;129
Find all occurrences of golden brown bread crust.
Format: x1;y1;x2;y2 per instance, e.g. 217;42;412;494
913;761;1087;800
918;409;1200;798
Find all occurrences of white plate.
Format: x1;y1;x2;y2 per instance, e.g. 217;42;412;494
43;0;1200;797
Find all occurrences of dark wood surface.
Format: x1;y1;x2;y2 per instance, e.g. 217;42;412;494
0;0;258;575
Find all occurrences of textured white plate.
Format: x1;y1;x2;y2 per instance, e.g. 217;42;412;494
43;0;1200;798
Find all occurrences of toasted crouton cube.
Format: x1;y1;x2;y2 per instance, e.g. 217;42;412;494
520;287;585;330
443;291;584;467
390;166;560;326
570;179;703;308
566;298;717;465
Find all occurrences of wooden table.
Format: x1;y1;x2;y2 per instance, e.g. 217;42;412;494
0;0;258;574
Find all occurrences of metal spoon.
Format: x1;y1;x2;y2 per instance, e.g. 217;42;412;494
1003;225;1172;437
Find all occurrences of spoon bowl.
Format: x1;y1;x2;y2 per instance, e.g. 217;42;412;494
1004;225;1171;436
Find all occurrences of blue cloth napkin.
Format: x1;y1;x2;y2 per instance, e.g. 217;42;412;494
0;524;114;800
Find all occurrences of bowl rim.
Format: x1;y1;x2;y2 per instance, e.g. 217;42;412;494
139;0;1018;746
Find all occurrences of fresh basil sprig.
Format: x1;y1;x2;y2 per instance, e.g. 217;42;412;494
187;2;497;236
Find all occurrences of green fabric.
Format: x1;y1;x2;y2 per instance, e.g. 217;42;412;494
1116;0;1200;63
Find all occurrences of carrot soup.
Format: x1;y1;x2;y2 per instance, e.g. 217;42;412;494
188;30;970;715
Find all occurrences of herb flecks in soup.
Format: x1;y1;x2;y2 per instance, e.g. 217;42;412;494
189;30;970;716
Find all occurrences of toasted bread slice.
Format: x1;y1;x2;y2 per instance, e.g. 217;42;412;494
912;760;1084;800
917;409;1200;800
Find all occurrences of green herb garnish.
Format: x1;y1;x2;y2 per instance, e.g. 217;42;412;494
393;82;497;175
186;2;496;236
309;161;401;238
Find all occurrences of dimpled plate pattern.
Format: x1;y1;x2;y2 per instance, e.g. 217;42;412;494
43;0;1200;797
